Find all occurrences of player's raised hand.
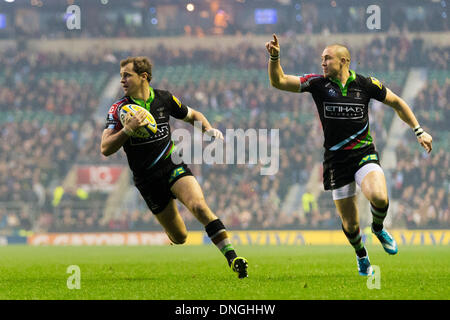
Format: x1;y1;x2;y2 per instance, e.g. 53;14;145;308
265;34;280;56
417;131;433;153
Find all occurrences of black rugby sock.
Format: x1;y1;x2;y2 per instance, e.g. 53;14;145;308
342;225;367;258
371;202;389;232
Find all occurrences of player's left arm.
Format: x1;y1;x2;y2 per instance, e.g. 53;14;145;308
183;107;224;140
383;88;433;153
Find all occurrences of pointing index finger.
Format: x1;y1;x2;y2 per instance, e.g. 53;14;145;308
273;34;278;45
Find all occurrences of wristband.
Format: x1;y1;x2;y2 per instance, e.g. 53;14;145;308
270;53;279;62
414;125;424;137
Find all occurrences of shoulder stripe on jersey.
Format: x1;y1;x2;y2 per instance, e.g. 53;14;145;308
300;74;322;84
111;97;128;107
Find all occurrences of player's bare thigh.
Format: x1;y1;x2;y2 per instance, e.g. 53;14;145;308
170;175;217;226
359;170;388;208
155;198;188;244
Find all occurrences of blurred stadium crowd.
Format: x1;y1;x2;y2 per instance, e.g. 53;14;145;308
0;1;448;235
2;0;448;39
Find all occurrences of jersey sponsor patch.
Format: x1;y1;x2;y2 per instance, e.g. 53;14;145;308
168;166;186;184
358;154;378;166
323;102;365;120
370;77;383;90
327;88;338;97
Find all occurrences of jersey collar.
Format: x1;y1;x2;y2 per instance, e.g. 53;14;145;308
130;86;155;111
329;69;356;97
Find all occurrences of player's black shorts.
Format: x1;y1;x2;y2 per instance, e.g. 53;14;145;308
322;145;380;190
133;157;193;214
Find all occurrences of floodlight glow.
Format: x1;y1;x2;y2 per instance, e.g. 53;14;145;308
187;3;195;12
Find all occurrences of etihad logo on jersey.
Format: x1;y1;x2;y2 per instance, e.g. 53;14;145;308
323;102;364;120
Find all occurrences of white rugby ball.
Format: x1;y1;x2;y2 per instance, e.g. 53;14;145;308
119;104;157;138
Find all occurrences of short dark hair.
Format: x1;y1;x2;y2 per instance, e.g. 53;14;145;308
120;56;152;82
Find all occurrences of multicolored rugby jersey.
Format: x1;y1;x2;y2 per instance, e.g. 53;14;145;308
299;70;387;152
104;87;188;176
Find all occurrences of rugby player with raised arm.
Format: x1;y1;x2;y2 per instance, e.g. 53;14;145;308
266;35;432;276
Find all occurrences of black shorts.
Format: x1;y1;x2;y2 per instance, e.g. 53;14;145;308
322;145;381;190
133;157;193;214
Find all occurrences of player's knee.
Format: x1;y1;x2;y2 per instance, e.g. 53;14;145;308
343;221;359;234
370;192;388;209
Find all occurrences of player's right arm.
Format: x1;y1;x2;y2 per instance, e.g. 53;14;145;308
266;34;300;92
100;109;148;156
383;88;433;153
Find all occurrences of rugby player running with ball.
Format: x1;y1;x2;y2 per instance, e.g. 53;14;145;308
101;57;248;278
266;35;432;276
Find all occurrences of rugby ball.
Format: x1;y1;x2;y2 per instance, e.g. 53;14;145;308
119;104;157;138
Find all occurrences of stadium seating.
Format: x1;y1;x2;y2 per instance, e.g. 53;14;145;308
0;35;448;234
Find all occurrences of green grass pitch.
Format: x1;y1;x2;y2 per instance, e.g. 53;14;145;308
0;245;448;300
